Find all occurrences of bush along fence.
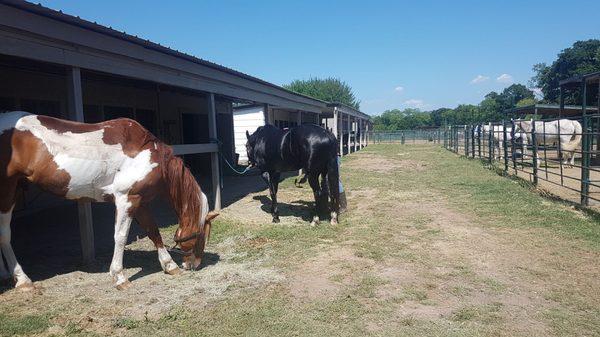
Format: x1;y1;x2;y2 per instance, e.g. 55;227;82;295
370;129;443;144
443;115;600;206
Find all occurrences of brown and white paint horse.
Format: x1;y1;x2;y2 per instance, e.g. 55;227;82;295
0;111;218;290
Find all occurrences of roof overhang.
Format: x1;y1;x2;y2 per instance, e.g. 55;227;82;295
0;1;328;114
324;103;371;120
559;71;600;88
504;104;599;117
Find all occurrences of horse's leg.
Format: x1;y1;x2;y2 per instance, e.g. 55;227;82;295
267;171;281;223
109;193;135;290
308;173;321;226
0;206;33;291
0;180;33;291
327;157;340;225
134;206;180;275
0;247;9;281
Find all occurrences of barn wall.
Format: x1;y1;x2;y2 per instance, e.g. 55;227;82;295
233;105;265;163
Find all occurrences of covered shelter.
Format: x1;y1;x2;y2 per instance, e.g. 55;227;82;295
0;0;329;263
322;103;372;155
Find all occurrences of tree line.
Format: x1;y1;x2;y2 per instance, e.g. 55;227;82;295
373;39;600;131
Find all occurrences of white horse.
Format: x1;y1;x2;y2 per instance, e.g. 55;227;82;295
477;123;513;160
513;119;582;167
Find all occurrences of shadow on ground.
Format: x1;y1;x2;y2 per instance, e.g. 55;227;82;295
3;170;294;288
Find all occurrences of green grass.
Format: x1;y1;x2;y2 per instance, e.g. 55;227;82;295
3;144;600;337
0;312;49;336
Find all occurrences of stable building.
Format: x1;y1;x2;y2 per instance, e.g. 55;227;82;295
0;0;331;263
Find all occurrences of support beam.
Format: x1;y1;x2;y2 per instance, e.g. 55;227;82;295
352;117;358;152
331;109;339;150
67;66;95;265
297;110;302;126
346;114;351;155
263;103;270;125
360;119;364;149
208;93;222;211
338;110;344;156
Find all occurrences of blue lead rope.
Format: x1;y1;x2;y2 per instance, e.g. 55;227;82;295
220;152;252;175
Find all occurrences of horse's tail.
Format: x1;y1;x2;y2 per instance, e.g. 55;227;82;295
562;120;582;152
327;154;340;217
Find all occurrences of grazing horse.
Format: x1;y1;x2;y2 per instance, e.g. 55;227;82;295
0;111;218;291
514;119;582;167
246;124;339;226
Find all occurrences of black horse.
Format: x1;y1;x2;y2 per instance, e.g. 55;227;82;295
246;124;339;225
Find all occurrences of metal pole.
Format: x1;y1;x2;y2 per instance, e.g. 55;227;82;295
471;125;475;158
581;81;590;206
503;120;509;172
531;119;538;185
464;125;469;156
488;125;493;163
477;125;482;158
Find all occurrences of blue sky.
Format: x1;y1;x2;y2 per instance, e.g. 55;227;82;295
40;0;600;115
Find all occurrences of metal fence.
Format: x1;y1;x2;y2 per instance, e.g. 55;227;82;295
370;129;443;144
444;115;600;206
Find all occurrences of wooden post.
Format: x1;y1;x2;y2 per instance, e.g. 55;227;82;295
346;113;351;154
360;119;365;149
263;103;270;125
332;108;340;154
208;93;221;210
353;117;358;153
297;110;302;126
338;110;344;155
67;66;95;265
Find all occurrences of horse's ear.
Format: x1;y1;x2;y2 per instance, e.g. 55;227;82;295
206;211;219;222
246;130;250;139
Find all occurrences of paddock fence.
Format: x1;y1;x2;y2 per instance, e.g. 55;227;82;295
443;114;600;207
370;129;443;144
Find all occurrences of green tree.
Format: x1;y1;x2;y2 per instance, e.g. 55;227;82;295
516;97;536;107
283;77;360;109
530;39;600;104
497;84;535;111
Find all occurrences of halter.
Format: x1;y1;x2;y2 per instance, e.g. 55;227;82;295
168;230;205;256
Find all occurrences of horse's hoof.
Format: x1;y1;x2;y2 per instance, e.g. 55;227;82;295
330;219;338;225
165;267;181;276
16;281;35;292
115;280;132;291
272;218;280;223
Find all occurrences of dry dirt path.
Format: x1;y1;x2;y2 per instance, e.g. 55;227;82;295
1;144;599;337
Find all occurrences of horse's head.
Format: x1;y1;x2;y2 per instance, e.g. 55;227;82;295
173;193;219;270
245;128;264;167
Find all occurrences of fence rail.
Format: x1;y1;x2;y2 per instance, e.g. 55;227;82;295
444;114;600;207
370;129;442;144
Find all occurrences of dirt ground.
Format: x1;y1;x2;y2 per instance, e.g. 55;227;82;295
1;144;599;336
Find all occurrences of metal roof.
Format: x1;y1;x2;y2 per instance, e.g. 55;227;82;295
559;71;600;87
1;0;329;109
504;104;599;117
326;103;371;120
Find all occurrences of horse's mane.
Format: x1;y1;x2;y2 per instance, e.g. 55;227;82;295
157;145;203;229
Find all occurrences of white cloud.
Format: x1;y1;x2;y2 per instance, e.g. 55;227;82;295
404;99;426;109
394;86;404;93
496;73;513;84
470;75;489;84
